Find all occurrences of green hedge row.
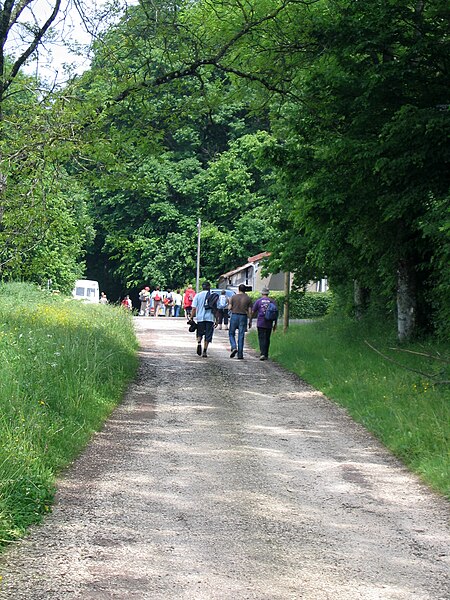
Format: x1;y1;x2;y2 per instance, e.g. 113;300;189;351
248;291;333;319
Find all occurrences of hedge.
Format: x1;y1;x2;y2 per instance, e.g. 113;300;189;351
248;291;333;319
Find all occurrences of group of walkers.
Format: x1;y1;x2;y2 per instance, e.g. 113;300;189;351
134;281;278;361
191;282;278;361
138;286;193;318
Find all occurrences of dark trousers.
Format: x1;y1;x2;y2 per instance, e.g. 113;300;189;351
217;309;229;326
257;326;272;358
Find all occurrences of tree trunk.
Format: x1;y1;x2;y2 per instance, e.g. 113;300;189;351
397;259;417;341
353;280;369;320
283;271;290;333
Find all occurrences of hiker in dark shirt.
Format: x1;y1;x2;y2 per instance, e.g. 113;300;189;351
251;287;278;361
228;284;252;360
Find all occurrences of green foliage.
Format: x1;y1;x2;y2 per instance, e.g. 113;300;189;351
248;291;333;319
3;0;448;339
417;193;450;340
0;69;92;291
75;27;277;290
289;291;334;319
0;283;138;546
259;0;450;338
249;315;450;497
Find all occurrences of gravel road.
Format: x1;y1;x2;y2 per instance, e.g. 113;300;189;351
0;317;448;599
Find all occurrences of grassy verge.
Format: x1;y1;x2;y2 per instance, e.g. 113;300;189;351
249;315;449;498
0;282;139;547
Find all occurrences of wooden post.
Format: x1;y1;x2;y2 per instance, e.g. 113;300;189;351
283;271;290;333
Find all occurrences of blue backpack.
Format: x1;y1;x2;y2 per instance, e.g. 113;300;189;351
264;301;278;322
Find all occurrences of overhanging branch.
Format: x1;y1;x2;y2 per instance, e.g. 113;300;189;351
112;0;305;104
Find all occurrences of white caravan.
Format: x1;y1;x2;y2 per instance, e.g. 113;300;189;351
72;280;100;303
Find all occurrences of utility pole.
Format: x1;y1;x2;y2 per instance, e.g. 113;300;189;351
196;218;201;293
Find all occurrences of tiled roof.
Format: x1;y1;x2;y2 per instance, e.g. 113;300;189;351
247;251;270;263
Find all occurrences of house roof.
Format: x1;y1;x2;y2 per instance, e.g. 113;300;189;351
218;262;254;279
247;251;270;263
219;251;271;280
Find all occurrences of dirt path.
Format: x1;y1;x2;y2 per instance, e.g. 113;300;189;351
0;318;448;599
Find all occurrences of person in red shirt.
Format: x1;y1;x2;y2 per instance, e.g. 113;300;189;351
183;284;196;320
121;295;132;310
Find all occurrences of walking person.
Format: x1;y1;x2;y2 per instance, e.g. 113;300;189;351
121;295;132;310
163;289;173;317
191;281;216;358
183;284;196;321
172;289;183;317
138;286;150;316
151;287;162;317
228;284;253;360
216;290;229;330
251;287;278;360
99;291;108;304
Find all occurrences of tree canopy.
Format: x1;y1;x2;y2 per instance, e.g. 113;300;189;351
1;0;449;338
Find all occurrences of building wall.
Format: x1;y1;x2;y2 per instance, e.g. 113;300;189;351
255;270;285;292
218;261;328;293
230;267;253;288
305;279;328;292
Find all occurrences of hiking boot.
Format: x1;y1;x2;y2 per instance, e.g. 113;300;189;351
259;355;266;361
196;343;202;356
202;350;208;358
230;349;237;358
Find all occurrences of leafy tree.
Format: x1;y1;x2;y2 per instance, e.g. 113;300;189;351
0;1;97;288
70;3;280;293
5;0;445;341
0;67;91;289
256;0;450;339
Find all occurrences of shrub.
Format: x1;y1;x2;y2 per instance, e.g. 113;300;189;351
248;290;333;319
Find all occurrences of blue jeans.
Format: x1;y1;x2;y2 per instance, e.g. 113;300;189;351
229;314;248;358
173;305;181;317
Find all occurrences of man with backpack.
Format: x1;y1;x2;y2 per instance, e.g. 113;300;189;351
163;289;174;317
250;287;278;361
151;286;162;317
216;290;229;330
191;281;218;358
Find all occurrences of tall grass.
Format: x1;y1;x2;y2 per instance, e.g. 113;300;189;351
0;283;138;546
249;316;449;498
